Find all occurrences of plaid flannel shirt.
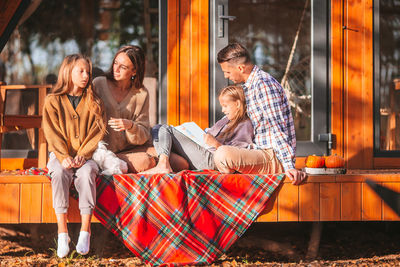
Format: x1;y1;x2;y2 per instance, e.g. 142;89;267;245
243;65;296;171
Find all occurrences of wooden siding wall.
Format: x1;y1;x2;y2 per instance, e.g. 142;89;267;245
167;0;209;128
2;174;400;223
167;0;381;169
331;0;374;169
0;176;99;223
258;174;400;222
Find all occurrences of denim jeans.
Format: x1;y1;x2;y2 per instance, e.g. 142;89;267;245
152;124;215;170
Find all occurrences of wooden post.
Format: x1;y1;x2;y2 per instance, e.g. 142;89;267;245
38;85;48;168
0;86;7;171
306;222;323;260
331;0;374;169
167;0;209;128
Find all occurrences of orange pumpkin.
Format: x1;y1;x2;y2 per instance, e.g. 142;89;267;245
325;154;345;168
305;155;325;168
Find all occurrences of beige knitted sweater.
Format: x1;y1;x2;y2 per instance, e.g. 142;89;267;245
93;76;151;153
42;92;105;163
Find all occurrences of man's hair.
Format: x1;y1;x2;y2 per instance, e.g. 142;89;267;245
217;43;251;65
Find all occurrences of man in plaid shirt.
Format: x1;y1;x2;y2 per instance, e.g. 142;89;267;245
214;43;306;185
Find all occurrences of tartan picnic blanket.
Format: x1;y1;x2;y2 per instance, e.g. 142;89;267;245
20;168;284;266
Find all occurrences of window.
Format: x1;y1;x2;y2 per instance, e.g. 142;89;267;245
0;0;158;156
374;0;400;155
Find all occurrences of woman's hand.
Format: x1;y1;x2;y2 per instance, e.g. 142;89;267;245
72;155;86;168
204;133;222;148
62;157;74;169
108;117;134;132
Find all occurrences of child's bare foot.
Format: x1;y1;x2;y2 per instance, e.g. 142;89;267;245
139;154;174;174
139;165;173;174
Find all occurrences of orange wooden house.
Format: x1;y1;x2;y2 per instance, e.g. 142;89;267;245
1;0;400;224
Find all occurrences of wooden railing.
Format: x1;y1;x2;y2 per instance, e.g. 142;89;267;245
0;84;51;170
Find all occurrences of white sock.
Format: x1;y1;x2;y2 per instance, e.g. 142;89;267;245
76;231;91;255
57;233;70;258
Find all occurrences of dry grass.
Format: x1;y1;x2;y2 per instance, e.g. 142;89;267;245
1;222;400;266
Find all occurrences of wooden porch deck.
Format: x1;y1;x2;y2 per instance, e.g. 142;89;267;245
1;170;400;224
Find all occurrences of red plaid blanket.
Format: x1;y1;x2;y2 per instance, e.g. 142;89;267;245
21;168;284;266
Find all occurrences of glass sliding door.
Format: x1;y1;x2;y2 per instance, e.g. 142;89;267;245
210;0;329;156
374;0;400;156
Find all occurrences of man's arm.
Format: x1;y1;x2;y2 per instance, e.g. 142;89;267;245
255;79;307;184
255;79;296;171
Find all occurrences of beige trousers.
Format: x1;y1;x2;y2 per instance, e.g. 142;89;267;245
47;152;98;215
213;146;284;174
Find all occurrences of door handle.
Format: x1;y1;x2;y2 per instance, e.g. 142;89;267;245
318;133;335;150
219;15;236;21
218;4;236;38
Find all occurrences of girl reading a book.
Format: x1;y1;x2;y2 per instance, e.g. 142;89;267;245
141;85;254;174
43;54;106;258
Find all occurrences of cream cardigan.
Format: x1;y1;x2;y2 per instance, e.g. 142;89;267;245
93;76;151;153
42;92;105;163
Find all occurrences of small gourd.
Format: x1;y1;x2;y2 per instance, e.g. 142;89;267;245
325;154;345;168
305;155;325;168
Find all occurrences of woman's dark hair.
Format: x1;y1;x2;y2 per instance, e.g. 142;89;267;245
217;43;251;65
105;45;146;89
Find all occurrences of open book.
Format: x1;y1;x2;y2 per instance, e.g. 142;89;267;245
174;122;211;149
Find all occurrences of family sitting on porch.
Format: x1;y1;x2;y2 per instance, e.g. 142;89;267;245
42;43;306;258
